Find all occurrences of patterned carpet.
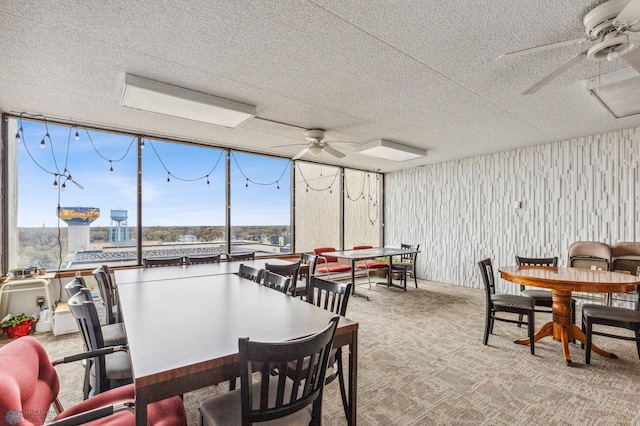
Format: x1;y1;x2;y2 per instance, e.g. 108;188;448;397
3;278;640;425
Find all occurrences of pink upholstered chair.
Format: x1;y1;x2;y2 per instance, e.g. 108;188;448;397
0;336;186;425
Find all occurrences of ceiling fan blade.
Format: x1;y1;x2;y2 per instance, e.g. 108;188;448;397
324;140;361;147
323;145;346;159
522;50;588;95
496;38;589;61
292;147;309;160
615;0;640;26
623;47;640;71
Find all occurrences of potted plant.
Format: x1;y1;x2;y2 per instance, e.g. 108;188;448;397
1;313;34;338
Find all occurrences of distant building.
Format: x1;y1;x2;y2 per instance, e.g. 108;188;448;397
57;207;100;253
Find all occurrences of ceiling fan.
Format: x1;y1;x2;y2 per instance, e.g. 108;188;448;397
271;129;357;160
498;0;640;94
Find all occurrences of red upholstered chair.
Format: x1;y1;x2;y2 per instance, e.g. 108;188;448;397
352;245;387;289
313;247;352;278
0;336;186;425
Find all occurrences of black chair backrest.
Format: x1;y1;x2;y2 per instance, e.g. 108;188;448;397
477;258;496;302
239;316;339;424
265;262;300;285
64;277;86;298
300;253;317;276
227;252;255;262
238;264;264;283
143;256;184;267
68;289;109;394
185;254;221;265
92;266;117;325
514;256;558;291
308;276;352;316
262;271;291;294
398;243;420;263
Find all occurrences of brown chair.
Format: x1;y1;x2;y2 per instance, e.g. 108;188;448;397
143;256;184;267
185;254;221;265
391;243;420;290
198;316;339;426
515;256;576;331
0;336;187;425
227;252;255;262
478;258;535;355
307;276;353;421
611;242;640;275
265;261;300;295
262;271;291;294
582;285;640;364
238;263;264;283
292;253;317;299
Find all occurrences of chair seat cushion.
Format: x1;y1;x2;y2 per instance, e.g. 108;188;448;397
356;262;387;269
391;262;414;270
317;264;352;273
520;289;553;301
582;304;640;324
199;376;312;426
102;323;127;346
491;294;535;310
55;383;187;425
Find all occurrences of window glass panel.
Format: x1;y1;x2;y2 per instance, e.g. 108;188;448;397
229;152;291;257
11;119;138;271
141;139;226;262
344;169;382;249
294;162;341;253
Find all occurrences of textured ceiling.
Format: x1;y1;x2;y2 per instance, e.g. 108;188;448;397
1;0;640;172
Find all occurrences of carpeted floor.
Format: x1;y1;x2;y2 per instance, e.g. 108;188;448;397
3;278;640;425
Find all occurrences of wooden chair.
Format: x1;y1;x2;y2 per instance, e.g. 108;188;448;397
198;317;339;426
262;271;291;294
0;336;187;425
227;252;255;262
478;258;536;355
68;289;133;397
515;256;576;333
238;263;264;283
292;253;317;299
185;254;221;265
307;276;353;421
391;243;420;290
265;261;300;295
582;285;640;364
143;256;184;267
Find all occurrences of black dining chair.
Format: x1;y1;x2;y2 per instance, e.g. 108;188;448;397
582;285;640;364
227;252;255;262
478;258;536;355
238;263;264;283
185;254;221;265
265;261;300;295
92;266;121;325
292;253;317;299
198;316;339;426
391;243;420;290
262;271;291;294
143;256;184;267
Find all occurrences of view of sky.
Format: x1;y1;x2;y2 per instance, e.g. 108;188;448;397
16;119;291;228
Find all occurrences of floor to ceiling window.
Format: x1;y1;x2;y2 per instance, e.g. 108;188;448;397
343;169;382;249
229;151;291;257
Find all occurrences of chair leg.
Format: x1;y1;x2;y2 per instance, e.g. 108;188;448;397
483;308;492;345
585;319;593;364
635;330;640;360
413;268;418;288
527;311;535;355
570;299;576;343
336;348;350;422
517;313;524;328
581;315;586;350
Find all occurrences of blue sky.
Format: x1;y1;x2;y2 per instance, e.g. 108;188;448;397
16;119;291;227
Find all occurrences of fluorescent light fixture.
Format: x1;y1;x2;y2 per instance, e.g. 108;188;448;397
121;74;256;128
357;139;427;161
584;68;640;118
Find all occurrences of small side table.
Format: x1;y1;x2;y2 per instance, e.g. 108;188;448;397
0;272;56;317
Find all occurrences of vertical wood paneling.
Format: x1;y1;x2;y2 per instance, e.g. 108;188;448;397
385;127;640;293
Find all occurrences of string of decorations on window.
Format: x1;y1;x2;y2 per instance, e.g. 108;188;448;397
16;114;83;191
345;170;367;201
85;130;136;176
294;162;340;193
145;138;225;186
367;173;380;225
230;152;290;190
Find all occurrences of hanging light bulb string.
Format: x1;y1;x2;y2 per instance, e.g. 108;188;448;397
230;152;290;187
84;130;136;175
146;138;225;184
295;163;340;192
367;173;380;225
345;171;367;201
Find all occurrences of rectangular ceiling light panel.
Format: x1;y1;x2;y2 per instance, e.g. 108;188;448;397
122;75;256;128
357;139;428;161
584;68;640;118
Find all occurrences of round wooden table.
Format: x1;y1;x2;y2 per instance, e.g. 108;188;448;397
498;266;640;365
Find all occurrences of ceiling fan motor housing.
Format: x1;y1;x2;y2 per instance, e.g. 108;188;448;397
584;0;640;61
305;129;325;144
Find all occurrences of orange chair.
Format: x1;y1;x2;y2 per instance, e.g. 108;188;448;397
0;336;186;425
314;247;352;278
